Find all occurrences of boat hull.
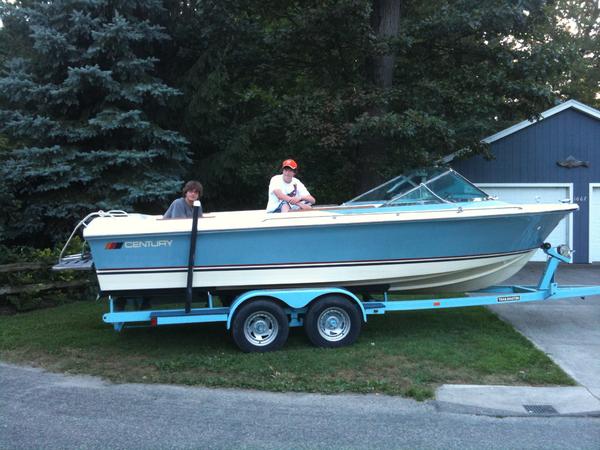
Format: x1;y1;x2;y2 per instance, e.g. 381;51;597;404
85;205;573;295
95;248;535;294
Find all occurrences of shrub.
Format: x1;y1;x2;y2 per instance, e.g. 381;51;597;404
0;241;96;313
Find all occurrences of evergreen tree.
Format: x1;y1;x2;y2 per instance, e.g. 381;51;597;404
0;0;189;245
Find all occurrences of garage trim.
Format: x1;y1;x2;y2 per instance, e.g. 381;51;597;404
476;182;574;256
589;183;600;263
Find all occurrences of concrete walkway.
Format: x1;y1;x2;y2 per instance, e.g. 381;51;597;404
436;263;600;416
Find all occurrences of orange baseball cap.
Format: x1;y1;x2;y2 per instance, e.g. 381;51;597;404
281;159;298;170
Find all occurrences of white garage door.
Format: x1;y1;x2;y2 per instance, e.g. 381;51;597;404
590;185;600;262
477;184;572;262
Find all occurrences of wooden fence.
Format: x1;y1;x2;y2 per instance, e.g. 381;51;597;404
0;262;92;296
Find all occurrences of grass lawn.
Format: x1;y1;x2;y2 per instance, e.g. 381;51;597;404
0;299;575;400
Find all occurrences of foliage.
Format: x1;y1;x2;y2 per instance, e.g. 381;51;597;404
0;0;189;246
542;0;600;108
0;0;597;242
0;241;95;312
169;0;582;208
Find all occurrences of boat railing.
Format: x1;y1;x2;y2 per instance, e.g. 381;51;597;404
56;210;129;265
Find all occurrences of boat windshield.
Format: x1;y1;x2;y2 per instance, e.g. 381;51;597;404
345;168;491;206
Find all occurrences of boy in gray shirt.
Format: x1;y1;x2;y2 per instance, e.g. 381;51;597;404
163;180;203;218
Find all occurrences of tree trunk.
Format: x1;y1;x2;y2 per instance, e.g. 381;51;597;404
370;0;401;88
357;0;401;191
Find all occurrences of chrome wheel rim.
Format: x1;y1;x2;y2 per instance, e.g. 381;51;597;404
317;307;350;342
243;311;279;347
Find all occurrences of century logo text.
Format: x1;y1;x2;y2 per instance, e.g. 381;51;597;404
124;240;173;249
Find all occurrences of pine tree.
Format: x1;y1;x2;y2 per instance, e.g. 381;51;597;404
0;0;189;245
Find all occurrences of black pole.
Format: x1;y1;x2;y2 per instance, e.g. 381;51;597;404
185;201;201;313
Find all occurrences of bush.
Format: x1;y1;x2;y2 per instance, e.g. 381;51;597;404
0;241;96;313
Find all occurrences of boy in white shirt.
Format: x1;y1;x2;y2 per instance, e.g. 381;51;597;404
266;159;316;213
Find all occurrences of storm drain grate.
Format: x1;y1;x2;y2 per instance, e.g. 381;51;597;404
523;404;558;415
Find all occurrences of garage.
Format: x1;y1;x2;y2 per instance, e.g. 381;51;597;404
476;183;573;262
590;184;600;262
451;100;600;263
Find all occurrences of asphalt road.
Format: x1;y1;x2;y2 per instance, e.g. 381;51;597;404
2;362;599;450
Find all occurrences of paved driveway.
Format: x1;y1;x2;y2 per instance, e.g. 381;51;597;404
489;263;600;398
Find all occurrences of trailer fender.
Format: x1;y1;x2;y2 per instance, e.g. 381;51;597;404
226;287;366;329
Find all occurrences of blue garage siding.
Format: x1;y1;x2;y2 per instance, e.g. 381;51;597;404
453;108;600;263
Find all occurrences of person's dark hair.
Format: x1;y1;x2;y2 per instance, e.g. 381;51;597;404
182;180;203;197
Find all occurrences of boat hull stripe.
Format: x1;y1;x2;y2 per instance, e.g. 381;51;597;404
96;248;535;275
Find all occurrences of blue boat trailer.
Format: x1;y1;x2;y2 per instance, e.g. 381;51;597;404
102;246;600;352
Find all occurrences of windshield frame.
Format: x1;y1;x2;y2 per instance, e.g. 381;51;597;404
344;168;492;206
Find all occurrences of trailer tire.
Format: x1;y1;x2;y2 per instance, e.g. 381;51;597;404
231;299;289;352
304;295;361;348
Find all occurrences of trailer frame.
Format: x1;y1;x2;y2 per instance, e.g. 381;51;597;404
100;246;600;352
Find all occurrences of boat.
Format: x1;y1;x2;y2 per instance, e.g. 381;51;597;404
55;167;577;297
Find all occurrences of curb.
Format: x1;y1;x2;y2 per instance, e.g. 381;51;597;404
435;384;600;417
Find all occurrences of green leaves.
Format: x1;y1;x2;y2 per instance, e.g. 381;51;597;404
0;0;188;245
0;0;595;245
172;0;581;205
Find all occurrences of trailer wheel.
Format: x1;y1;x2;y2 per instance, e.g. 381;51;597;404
231;300;289;352
304;295;361;348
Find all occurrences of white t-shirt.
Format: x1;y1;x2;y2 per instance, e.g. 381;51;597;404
266;175;311;212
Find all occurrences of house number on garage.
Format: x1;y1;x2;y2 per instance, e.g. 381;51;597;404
574;196;587;202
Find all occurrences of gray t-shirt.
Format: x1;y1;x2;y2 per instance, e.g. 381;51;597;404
163;197;203;219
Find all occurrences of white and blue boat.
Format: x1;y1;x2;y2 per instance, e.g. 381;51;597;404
57;168;577;297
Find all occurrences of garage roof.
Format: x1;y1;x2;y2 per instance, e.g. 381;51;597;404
483;99;600;144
